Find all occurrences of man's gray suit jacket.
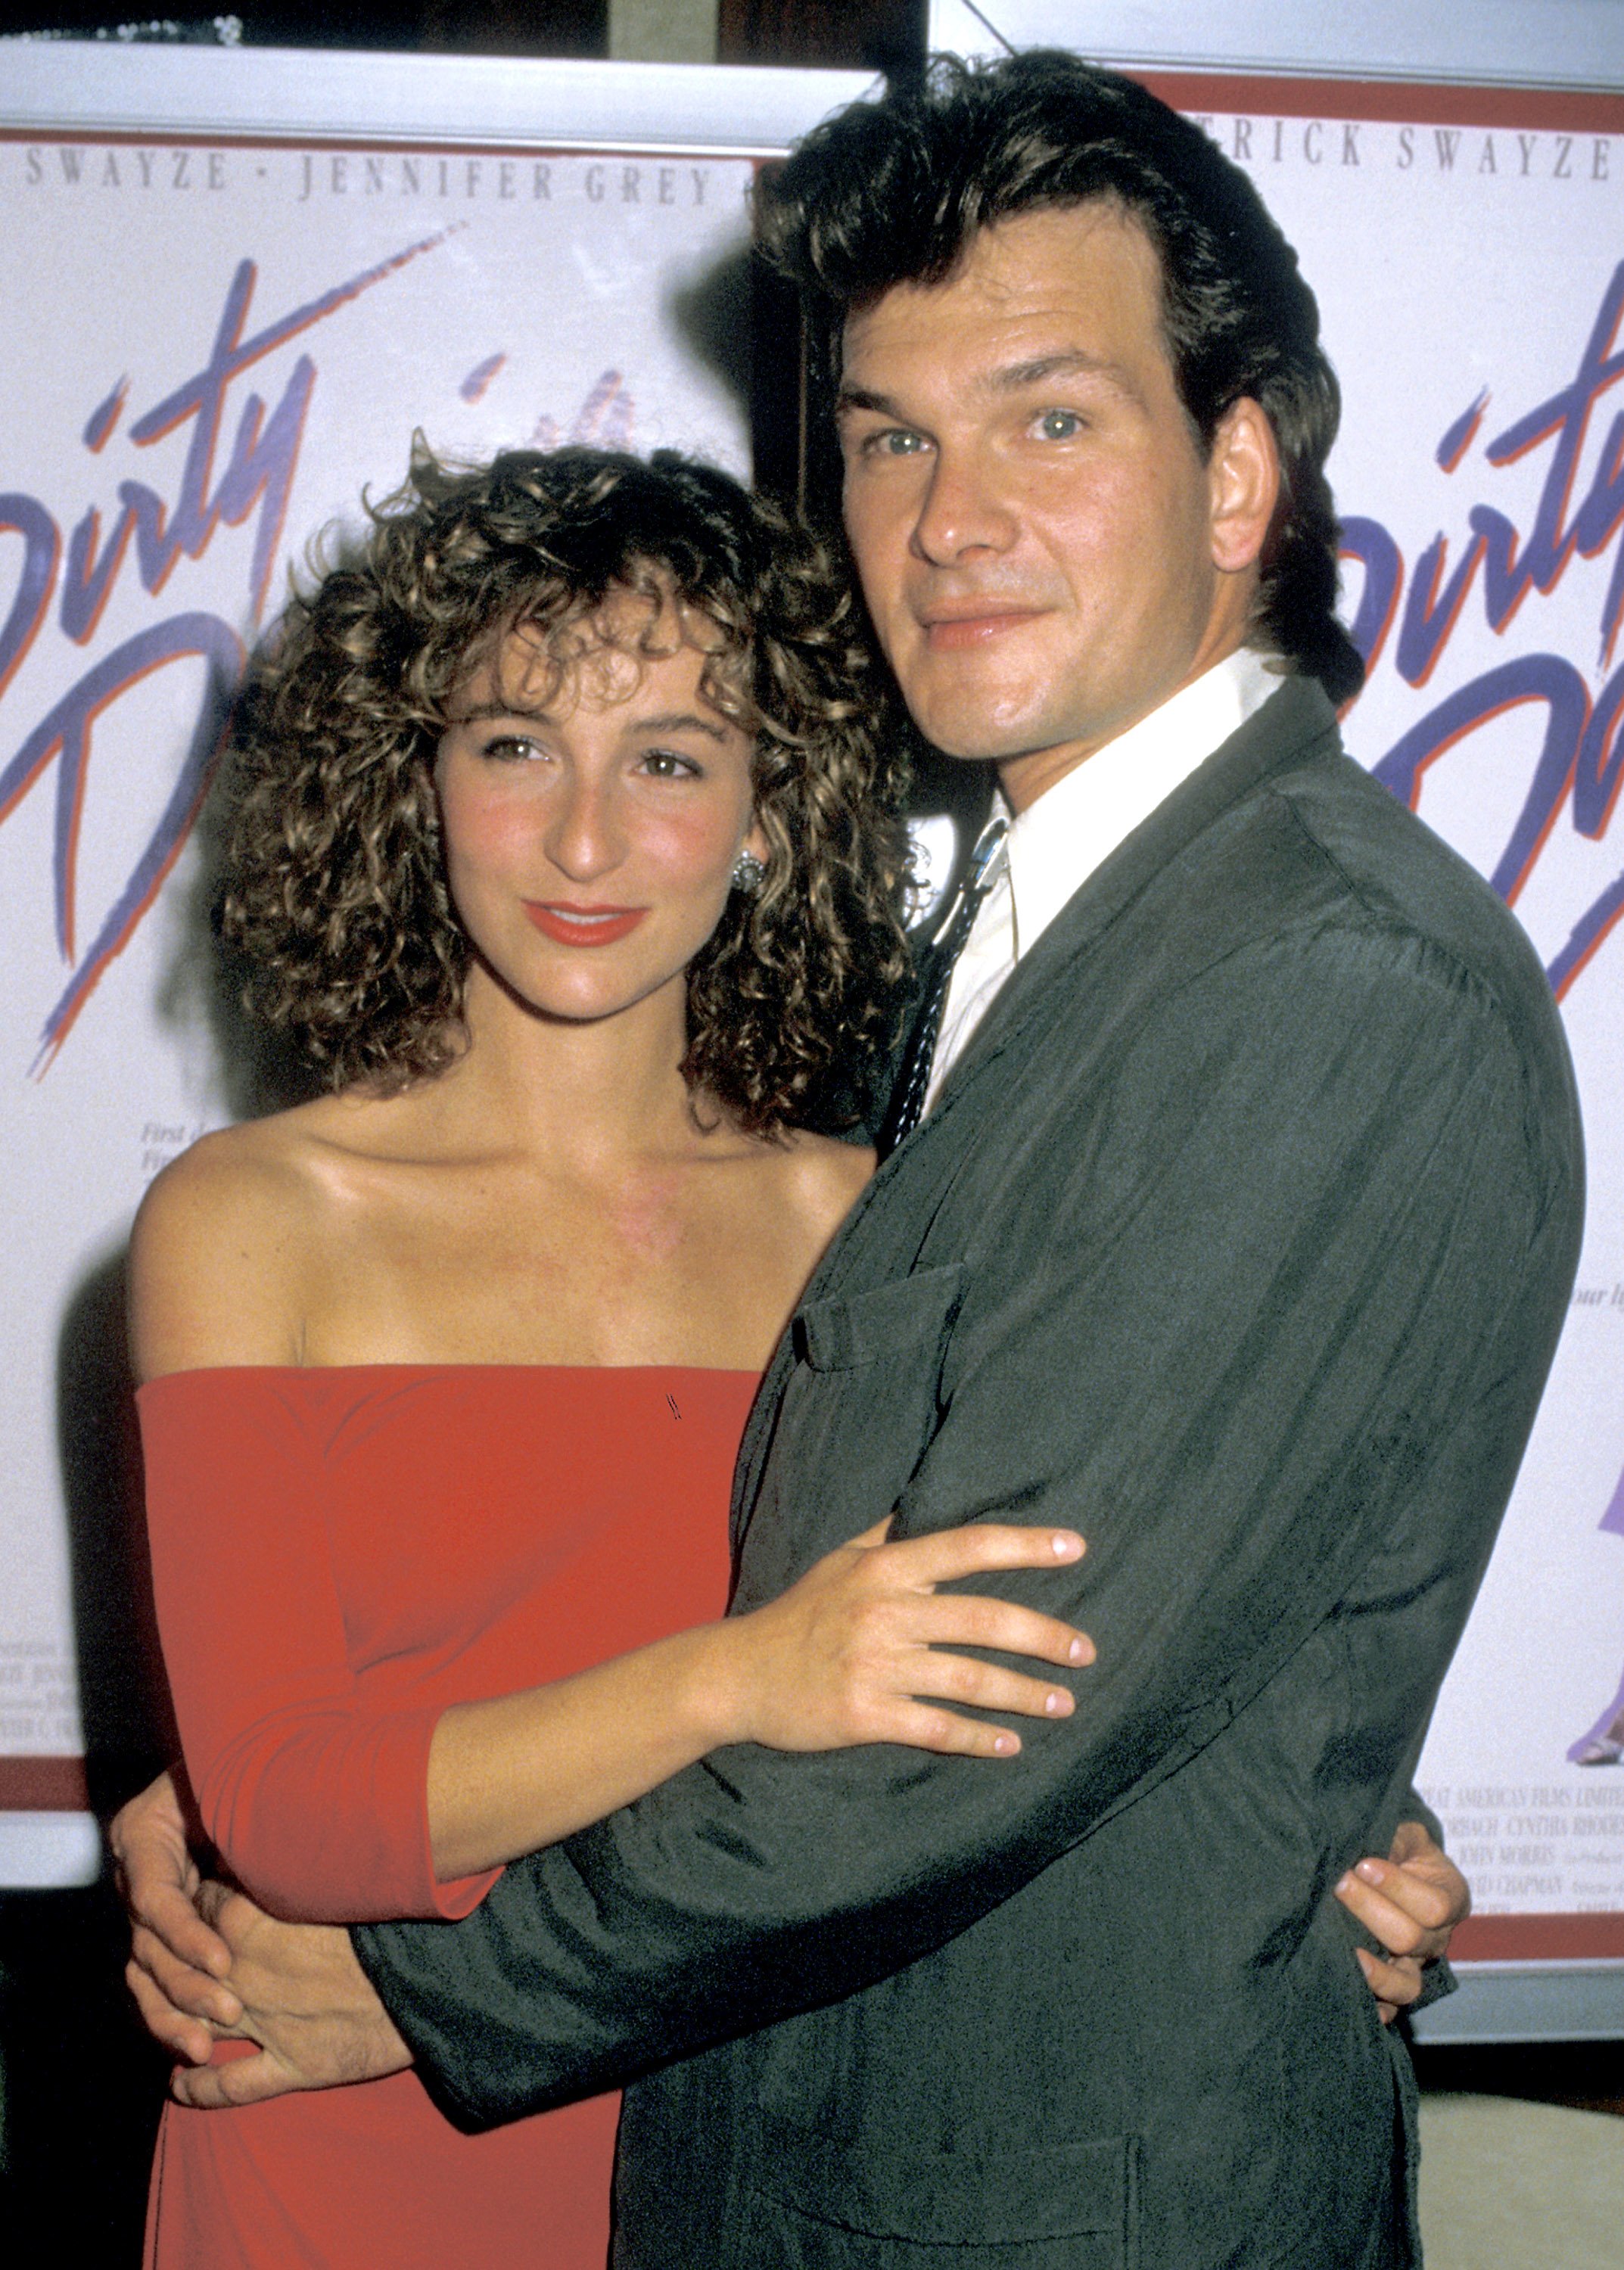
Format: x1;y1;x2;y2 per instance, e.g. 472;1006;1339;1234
356;675;1583;2269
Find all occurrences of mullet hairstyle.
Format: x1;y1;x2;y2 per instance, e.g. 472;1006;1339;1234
758;49;1364;704
219;444;911;1135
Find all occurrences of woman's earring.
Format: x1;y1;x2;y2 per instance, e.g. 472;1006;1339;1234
730;850;767;894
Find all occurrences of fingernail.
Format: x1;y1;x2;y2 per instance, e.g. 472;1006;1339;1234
992;1733;1019;1755
1051;1532;1082;1556
1355;1859;1383;1884
1336;1871;1354;1895
1068;1635;1089;1663
1044;1688;1071;1715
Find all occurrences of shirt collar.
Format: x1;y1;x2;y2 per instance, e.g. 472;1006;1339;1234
998;648;1283;959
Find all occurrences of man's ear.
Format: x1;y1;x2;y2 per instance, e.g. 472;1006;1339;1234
1207;397;1280;575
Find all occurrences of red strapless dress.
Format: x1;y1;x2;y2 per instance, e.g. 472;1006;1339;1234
137;1365;756;2270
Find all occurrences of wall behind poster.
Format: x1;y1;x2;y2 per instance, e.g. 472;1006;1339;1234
935;2;1624;1974
0;48;876;1883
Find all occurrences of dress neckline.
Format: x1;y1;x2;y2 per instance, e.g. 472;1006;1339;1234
138;1363;764;1388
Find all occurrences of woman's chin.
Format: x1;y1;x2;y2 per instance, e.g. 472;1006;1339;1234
468;953;690;1034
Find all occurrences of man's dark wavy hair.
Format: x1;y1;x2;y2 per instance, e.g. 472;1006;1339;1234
758;50;1363;704
219;444;910;1135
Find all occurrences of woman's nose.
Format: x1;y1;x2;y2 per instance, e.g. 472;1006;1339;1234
545;772;626;880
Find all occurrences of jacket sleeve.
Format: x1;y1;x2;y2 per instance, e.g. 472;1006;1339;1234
142;1373;497;1923
355;925;1573;2122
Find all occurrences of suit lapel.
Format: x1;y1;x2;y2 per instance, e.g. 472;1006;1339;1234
910;674;1340;1140
735;676;1342;1559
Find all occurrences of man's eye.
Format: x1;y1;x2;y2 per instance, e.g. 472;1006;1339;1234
866;428;926;458
1034;409;1084;441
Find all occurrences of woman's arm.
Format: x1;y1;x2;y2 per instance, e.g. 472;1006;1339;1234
428;1518;1093;1879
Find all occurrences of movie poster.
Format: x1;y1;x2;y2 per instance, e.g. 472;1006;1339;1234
7;39;1624;1951
0;104;755;1858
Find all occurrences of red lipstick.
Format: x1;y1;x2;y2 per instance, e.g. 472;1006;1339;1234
523;902;648;947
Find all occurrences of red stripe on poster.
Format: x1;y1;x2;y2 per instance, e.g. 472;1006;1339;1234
1452;1912;1624;1961
1135;73;1624;135
0;1755;89;1809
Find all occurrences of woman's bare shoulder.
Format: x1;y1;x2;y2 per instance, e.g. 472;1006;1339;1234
770;1127;876;1245
127;1100;363;1379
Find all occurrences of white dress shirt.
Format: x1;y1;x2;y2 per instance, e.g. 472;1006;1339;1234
922;649;1282;1113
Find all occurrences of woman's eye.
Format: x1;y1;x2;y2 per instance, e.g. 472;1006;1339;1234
640;749;701;779
481;732;546;763
1034;409;1084;441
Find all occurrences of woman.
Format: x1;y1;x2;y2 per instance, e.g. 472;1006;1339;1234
132;444;1098;2268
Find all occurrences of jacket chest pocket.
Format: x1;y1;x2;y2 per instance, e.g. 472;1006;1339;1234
735;1266;966;1602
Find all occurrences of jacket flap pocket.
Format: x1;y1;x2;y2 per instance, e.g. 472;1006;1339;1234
794;1264;966;1374
751;2118;1136;2245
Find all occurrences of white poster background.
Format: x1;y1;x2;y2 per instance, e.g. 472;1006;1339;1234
0;114;760;1848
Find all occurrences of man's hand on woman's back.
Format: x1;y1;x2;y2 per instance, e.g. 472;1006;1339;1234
111;1771;408;2104
1334;1818;1469;2023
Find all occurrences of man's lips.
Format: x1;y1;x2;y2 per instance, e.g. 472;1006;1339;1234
523;901;649;947
917;606;1046;651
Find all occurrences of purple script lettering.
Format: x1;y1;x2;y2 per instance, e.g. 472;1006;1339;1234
0;496;61;701
0;617;243;1069
1345;264;1624;997
0;232;450;1067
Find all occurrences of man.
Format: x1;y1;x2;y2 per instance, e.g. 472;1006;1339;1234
117;55;1579;2266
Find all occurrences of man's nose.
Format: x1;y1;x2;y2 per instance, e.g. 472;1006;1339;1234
910;446;1018;564
545;771;626;879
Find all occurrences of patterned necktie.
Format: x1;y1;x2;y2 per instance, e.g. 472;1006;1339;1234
877;816;1008;1158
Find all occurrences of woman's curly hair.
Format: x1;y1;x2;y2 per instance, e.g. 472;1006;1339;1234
219;443;913;1135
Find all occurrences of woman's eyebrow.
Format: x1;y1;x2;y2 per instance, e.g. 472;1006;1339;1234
627;710;730;742
442;697;551;725
443;704;731;739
